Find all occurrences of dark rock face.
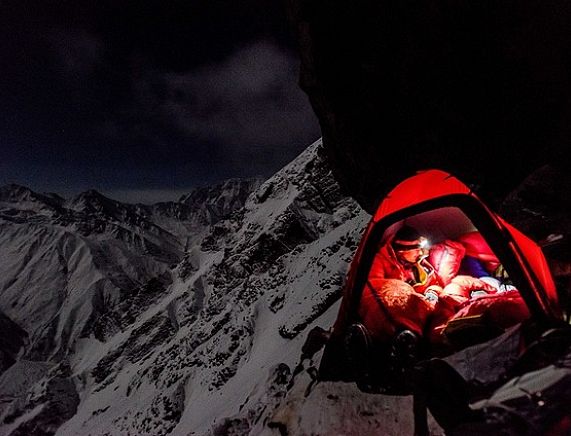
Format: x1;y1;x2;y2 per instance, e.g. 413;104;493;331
500;165;571;307
0;311;27;375
2;363;79;436
287;0;571;212
180;178;264;225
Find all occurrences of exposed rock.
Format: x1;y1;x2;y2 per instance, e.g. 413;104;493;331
259;362;444;436
0;311;27;375
0;140;373;435
500;164;571;310
286;0;571;212
1;362;79;436
180;178;264;226
0;178;261;365
500;165;571;255
2;138;568;435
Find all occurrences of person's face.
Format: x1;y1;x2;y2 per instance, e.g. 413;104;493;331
395;247;424;264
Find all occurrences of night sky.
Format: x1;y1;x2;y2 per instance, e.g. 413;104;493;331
0;0;321;203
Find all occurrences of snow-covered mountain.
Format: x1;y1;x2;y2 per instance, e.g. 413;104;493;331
2;140;433;435
179;178;263;226
3;140;567;436
0;178;261;361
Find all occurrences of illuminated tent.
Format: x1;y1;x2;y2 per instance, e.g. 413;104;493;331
318;169;562;391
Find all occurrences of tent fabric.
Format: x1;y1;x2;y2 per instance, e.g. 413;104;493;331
370;169;558;311
373;169;470;223
456;231;500;274
500;219;558;309
321;168;561;382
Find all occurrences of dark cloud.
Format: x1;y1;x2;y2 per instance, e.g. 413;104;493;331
127;41;320;175
0;0;321;202
47;29;104;88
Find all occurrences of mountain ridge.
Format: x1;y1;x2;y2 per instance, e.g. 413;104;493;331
1;140;568;435
1;139;395;435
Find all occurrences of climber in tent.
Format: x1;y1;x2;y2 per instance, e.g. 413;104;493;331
359;224;500;356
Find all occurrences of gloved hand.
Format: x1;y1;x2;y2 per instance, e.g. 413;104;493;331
424;287;440;305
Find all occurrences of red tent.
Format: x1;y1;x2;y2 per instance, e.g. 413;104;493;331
319;169;562;387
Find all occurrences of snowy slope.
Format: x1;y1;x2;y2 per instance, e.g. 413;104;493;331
47;139;375;436
3;139;425;435
0;179;259;364
3;140;567;435
11;137;571;436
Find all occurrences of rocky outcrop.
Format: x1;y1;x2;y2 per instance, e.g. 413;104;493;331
286;0;571;212
180;178;264;226
0;179;262;365
500;164;571;303
1;138;570;435
1;362;79;436
0;141;373;435
0;311;27;375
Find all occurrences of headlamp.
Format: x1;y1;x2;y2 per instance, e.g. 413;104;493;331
392;236;429;251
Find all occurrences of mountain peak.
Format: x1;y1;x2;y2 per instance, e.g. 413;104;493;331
65;189;120;214
179;177;264;225
179;178;264;204
75;189;108;199
71;189;117;203
0;184;58;206
0;184;66;217
0;183;34;198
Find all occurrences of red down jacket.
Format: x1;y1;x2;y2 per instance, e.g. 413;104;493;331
361;238;501;342
369;239;467;292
